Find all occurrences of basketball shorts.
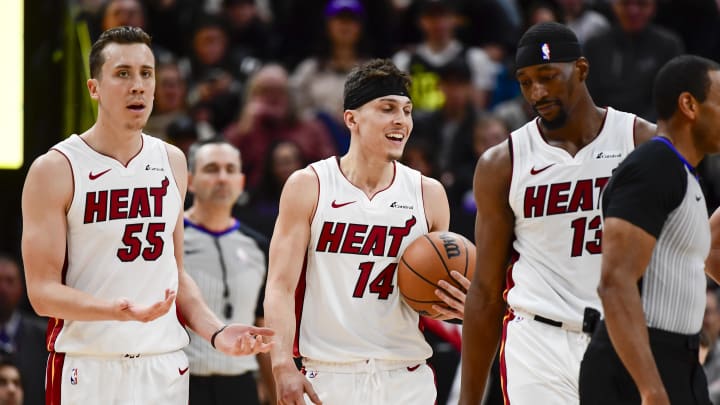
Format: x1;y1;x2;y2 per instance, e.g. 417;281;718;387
301;358;436;405
46;350;189;404
501;310;590;405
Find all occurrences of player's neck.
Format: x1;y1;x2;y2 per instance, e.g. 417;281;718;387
541;104;606;149
82;121;143;165
185;206;236;232
339;154;395;198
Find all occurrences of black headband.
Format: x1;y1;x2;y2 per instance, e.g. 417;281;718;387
344;76;410;110
515;41;582;70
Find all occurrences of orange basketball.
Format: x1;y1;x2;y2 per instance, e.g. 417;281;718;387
398;231;476;319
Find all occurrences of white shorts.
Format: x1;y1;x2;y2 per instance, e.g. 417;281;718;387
46;350;189;405
301;358;436;405
501;310;590;405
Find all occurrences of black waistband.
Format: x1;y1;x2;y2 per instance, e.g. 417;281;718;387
595;321;699;350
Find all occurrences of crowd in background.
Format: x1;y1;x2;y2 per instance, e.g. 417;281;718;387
6;0;720;404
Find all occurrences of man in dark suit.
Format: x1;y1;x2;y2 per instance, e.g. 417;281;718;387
0;254;46;405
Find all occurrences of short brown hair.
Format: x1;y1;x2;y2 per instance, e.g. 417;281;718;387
89;26;152;78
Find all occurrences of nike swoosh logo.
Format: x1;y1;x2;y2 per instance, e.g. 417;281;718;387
697;195;703;202
407;364;421;372
530;164;555;175
331;200;356;208
88;168;112;180
178;367;189;375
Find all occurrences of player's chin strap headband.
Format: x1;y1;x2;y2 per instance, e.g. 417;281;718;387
515;41;582;70
343;76;410;110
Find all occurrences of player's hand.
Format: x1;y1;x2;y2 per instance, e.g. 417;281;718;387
213;324;275;356
114;288;176;322
432;270;470;320
274;362;322;405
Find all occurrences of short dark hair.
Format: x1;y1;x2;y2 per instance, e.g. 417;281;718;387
89;26;152;79
187;138;241;173
343;59;411;110
654;55;720;120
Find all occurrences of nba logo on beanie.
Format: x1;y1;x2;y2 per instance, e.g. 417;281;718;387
541;43;551;61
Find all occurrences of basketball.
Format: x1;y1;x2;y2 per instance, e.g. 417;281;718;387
398;231;476;319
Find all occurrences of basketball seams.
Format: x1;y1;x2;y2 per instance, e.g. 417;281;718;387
400;256;442;291
426;234;456;284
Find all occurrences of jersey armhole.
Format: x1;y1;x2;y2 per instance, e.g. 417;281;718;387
161;141;184;204
308;165;321;228
49;148;76;215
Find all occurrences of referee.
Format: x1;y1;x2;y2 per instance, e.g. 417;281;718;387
579;55;720;405
183;139;274;405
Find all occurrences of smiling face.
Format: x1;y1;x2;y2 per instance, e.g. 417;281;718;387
347;95;413;161
88;42;155;132
516;60;582;130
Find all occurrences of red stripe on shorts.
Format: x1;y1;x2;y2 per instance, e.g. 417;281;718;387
45;351;65;405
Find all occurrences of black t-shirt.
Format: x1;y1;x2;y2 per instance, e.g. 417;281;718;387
602;139;689;238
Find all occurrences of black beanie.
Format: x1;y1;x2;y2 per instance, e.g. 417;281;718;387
515;22;582;70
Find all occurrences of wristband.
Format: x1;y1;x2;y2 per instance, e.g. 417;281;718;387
210;324;229;349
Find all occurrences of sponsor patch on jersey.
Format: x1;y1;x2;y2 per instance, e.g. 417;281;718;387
145;164;165;171
70;368;78;385
594;151;622;159
389;201;413;210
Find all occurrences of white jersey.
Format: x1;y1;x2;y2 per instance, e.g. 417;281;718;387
298;157;432;362
507;107;636;324
49;134;189;355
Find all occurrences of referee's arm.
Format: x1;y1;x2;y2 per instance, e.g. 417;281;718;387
598;217;669;404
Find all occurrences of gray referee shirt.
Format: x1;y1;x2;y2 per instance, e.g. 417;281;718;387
602;139;710;334
183;218;268;376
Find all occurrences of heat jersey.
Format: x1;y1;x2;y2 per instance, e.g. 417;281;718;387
49;134;189;355
297;157;432;362
507;107;636;324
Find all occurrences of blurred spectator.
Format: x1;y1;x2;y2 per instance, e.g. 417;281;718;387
222;0;280;62
180;16;246;132
100;0;146;33
401;138;438;179
523;0;563;26
411;59;479;205
234;140;307;240
290;0;370;153
145;61;188;140
557;0;610;45
0;357;22;405
492;94;536;131
703;288;720;404
144;0;204;57
584;0;683;121
166;115;201;157
224;64;337;190
449;114;509;240
0;255;44;405
393;0;500;111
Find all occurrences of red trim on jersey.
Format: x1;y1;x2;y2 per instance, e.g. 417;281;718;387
420;175;430;231
77;134;144;168
502;247;520;303
632;115;639;147
309;165;320;223
50;148;75;211
499;309;514;405
46;351;65;405
293;255;309;358
507;134;514;194
334;157;397;201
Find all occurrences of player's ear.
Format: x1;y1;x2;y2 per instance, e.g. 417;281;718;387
575;58;590;82
344;110;357;129
87;78;99;100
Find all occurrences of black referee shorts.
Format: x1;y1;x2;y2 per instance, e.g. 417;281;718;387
189;371;260;405
579;321;710;405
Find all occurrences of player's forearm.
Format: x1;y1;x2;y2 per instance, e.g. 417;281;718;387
599;280;666;398
28;279;116;321
177;271;224;341
264;288;298;370
458;292;505;404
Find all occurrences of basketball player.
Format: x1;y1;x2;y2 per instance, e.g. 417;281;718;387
20;26;273;404
264;59;467;405
580;55;720;405
459;22;656;404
